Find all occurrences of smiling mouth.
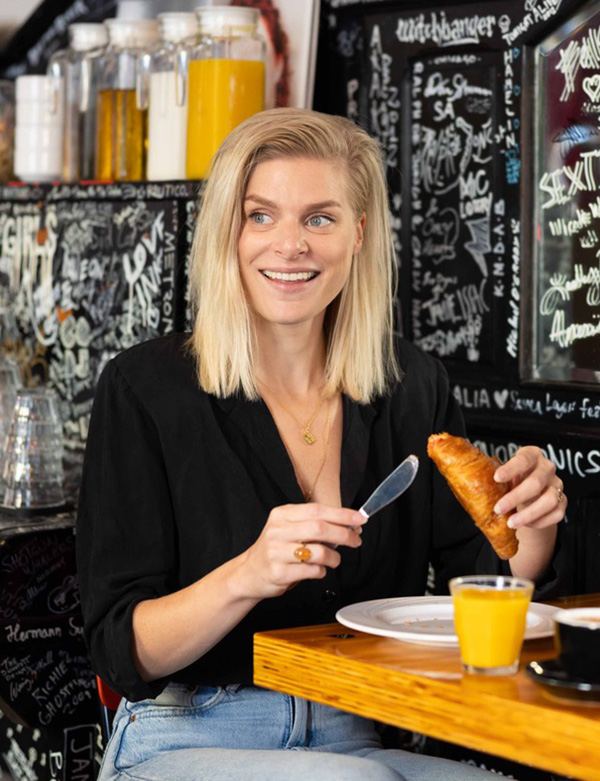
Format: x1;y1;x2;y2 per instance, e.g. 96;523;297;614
261;270;319;282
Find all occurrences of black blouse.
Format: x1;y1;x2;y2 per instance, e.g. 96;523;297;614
76;334;568;702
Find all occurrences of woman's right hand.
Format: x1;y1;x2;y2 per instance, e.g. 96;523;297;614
234;503;366;600
131;503;365;682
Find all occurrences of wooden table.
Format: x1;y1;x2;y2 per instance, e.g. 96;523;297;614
254;594;600;781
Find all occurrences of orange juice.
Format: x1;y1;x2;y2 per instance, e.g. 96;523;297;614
453;587;531;669
186;58;265;179
96;89;147;181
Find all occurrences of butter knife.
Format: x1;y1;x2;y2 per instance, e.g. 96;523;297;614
359;454;419;519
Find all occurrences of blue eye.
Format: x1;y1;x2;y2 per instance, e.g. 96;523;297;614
307;215;332;228
249;212;273;225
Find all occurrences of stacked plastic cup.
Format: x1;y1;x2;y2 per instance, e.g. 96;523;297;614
2;388;65;511
14;75;63;182
0;359;21;476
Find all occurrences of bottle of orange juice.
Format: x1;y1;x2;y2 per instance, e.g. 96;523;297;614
185;6;265;180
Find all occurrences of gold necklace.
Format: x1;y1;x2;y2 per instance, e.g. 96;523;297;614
258;379;325;445
281;399;332;502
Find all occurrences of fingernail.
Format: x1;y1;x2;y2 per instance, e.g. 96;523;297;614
494;502;504;515
494;471;503;482
507;515;519;529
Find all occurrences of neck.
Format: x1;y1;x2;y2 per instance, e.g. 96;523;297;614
254;319;327;395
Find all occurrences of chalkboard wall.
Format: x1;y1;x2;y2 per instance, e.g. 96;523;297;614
317;0;599;776
0;520;99;780
0;182;197;779
523;1;600;385
317;0;600;596
0;181;195;459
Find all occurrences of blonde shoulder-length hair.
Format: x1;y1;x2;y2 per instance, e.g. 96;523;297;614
187;107;400;402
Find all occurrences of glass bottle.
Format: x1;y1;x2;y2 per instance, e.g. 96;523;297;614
95;19;159;181
147;12;197;181
47;23;108;182
186;6;266;180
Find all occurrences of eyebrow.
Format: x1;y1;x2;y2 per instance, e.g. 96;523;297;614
244;195;343;211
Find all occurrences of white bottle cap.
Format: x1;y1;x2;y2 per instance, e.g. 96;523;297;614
68;23;108;52
158;12;197;44
105;18;159;48
195;6;259;36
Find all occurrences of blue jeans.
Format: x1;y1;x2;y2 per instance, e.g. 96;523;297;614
99;683;495;780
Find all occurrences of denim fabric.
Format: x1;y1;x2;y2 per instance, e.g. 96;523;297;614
99;683;495;780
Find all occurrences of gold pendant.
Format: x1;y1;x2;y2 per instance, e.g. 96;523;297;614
303;429;316;445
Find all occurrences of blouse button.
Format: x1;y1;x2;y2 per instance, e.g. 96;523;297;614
322;589;337;603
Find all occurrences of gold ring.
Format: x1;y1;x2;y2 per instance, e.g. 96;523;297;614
556;486;565;504
294;544;312;563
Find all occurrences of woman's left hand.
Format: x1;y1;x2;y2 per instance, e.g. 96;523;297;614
492;446;567;531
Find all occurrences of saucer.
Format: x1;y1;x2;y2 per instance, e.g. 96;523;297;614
526;658;600;705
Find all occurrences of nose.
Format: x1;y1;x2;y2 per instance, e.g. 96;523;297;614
272;223;307;260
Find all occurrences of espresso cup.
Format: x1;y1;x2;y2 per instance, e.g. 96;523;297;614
554;608;600;683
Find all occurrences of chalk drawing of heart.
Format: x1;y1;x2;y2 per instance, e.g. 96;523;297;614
493;389;509;409
583;74;600;103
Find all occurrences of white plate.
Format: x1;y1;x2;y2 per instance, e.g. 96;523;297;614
335;596;562;646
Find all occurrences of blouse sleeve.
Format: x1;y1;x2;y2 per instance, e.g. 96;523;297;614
76;360;174;701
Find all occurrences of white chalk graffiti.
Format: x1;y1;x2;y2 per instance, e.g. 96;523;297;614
476;438;600;478
396;13;496;47
454;382;600;425
410;52;497;364
421;206;459;262
505;219;520;359
465;216;491;277
347;78;359;122
369;25;400;170
556;23;600;101
539;260;600;348
539;150;600;209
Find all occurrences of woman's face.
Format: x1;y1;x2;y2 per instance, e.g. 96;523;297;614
238;157;364;332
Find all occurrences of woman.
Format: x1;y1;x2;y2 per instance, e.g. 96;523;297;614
77;108;569;781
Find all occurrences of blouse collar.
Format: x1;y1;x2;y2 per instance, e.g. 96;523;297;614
214;393;379;508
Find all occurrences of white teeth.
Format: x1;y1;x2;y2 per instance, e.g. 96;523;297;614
262;270;317;281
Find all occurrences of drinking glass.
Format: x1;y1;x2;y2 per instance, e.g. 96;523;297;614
450;575;534;675
2;388;65;510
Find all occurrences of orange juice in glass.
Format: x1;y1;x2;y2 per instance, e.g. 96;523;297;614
450;575;534;675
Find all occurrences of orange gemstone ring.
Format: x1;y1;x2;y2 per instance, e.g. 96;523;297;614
294;544;312;563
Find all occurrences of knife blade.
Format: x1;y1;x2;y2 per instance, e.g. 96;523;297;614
359;454;419;519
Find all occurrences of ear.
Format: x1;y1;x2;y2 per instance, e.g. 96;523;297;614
353;213;366;254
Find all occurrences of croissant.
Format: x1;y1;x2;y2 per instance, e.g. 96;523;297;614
427;432;518;560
